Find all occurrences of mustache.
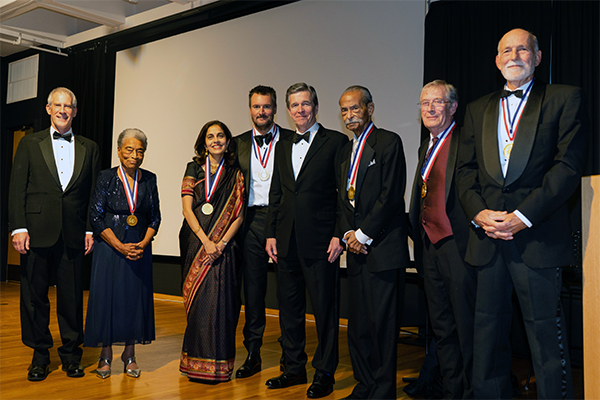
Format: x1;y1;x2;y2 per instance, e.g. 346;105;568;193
506;60;525;68
344;117;362;126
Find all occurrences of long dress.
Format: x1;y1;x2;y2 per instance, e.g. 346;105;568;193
84;167;161;347
179;160;244;381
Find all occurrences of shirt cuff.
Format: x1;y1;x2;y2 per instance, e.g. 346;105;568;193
11;228;28;236
513;210;532;228
355;229;373;245
86;231;93;236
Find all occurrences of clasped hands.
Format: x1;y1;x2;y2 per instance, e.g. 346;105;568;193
202;240;226;265
474;209;527;240
344;231;368;255
119;242;146;261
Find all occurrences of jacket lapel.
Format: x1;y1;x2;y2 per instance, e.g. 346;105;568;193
64;136;86;192
481;91;504;186
238;133;252;193
354;133;376;198
39;133;61;188
297;124;327;179
445;129;459;203
504;80;545;186
340;142;352;204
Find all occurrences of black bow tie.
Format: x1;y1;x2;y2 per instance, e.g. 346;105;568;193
501;89;524;99
53;132;72;142
254;132;273;147
294;132;310;144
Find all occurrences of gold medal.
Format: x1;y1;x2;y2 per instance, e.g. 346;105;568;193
503;143;513;159
126;214;138;226
202;203;214;215
421;182;428;198
259;170;270;181
348;186;355;200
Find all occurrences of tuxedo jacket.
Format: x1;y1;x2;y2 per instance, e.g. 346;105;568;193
266;124;348;259
9;128;101;249
336;127;409;273
456;80;588;268
408;126;469;271
234;124;295;205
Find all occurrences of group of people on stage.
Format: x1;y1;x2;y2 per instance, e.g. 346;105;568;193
9;28;588;400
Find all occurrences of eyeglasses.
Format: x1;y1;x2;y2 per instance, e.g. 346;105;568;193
418;99;450;109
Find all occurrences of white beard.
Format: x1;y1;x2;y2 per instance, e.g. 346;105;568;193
501;61;534;83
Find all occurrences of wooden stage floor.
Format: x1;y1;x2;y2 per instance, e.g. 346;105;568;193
0;281;581;399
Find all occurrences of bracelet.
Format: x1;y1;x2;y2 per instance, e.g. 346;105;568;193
221;239;228;246
194;226;201;234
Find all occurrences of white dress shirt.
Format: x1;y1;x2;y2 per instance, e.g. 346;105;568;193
248;125;280;207
291;122;319;180
497;81;533;228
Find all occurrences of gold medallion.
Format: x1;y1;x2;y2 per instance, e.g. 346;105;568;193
259;170;270;181
202;203;214;215
126;214;138;226
348;186;355;200
421;182;428;198
503;143;513;159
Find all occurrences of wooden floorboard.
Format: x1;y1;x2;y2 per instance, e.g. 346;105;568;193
0;281;582;399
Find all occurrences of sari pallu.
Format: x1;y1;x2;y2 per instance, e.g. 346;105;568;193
179;162;244;381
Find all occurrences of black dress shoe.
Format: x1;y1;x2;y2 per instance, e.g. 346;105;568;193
265;372;307;389
28;364;49;381
62;361;85;378
236;351;261;378
307;370;335;398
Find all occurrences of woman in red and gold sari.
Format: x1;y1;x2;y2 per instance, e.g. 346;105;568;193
179;120;244;382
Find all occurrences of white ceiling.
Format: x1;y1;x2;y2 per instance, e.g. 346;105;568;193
0;0;219;57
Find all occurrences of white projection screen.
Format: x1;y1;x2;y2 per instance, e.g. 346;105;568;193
113;0;425;256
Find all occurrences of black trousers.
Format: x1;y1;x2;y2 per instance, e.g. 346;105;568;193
275;231;339;376
422;235;476;399
473;240;573;399
239;206;271;353
346;259;404;400
20;236;84;365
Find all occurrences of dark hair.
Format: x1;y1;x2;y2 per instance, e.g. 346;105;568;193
193;120;237;165
285;82;319;109
249;85;277;107
341;85;373;106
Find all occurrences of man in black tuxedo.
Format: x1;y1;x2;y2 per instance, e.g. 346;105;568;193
234;85;293;378
336;86;408;399
456;29;588;399
265;82;347;398
409;80;476;399
9;87;100;381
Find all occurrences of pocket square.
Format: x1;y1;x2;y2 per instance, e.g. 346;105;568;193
368;159;376;167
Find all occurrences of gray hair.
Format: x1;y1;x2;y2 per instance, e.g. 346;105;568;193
285;82;319;109
421;80;459;104
342;85;373;106
497;29;539;55
47;87;77;108
117;128;148;150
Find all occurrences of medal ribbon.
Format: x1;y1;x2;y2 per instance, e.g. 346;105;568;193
420;120;455;182
347;122;375;190
117;165;138;215
501;78;534;141
252;126;278;169
205;156;225;203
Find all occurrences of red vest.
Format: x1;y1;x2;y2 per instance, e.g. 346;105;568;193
421;137;453;244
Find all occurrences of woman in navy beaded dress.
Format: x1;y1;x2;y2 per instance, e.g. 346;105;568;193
84;128;161;379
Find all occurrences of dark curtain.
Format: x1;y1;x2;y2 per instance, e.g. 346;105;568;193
69;41;116;171
423;0;598;176
552;0;600;176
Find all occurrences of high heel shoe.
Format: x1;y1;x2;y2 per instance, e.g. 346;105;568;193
95;357;111;379
122;356;141;378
